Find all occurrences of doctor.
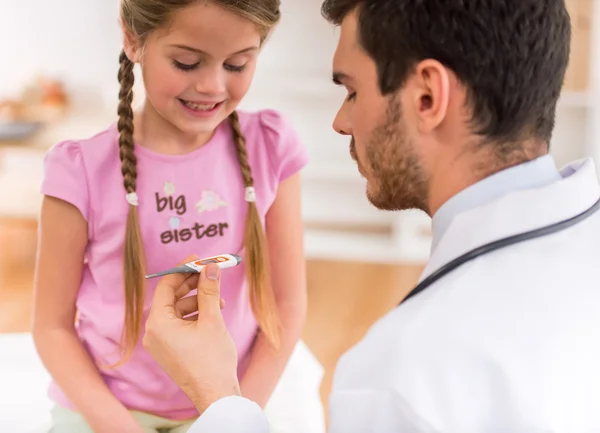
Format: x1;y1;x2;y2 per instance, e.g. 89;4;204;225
143;0;600;432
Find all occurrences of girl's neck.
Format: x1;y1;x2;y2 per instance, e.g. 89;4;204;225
133;99;216;155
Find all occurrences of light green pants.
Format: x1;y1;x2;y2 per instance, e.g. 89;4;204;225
48;404;197;433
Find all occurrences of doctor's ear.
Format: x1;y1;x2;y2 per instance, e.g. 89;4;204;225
409;59;450;134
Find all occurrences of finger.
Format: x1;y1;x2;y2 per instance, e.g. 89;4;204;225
182;298;225;321
174;273;199;300
197;264;222;319
181;298;225;321
176;296;225;319
149;255;199;318
175;296;198;318
156;254;199;290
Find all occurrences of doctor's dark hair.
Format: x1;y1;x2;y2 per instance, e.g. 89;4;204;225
115;0;282;366
321;0;571;147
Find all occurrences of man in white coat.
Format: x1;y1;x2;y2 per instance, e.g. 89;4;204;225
142;0;600;431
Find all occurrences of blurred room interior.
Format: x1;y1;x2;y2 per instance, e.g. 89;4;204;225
0;0;598;431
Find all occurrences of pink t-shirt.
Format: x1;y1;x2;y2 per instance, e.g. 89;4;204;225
40;109;309;420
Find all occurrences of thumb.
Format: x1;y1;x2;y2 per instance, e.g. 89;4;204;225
197;264;223;319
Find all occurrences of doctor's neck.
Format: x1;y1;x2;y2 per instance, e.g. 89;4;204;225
426;136;549;216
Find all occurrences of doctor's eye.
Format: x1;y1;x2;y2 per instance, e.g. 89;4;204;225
347;92;356;102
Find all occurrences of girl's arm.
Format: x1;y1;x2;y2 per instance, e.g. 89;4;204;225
32;196;142;433
239;173;308;407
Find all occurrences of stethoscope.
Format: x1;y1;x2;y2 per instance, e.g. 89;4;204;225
399;196;600;306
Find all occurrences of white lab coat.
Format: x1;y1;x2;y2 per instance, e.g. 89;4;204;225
189;157;600;433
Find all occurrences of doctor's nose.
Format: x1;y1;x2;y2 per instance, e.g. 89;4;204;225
333;107;352;136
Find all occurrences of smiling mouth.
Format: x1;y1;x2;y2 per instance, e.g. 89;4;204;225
178;99;224;111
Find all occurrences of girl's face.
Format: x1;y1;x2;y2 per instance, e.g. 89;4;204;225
125;2;262;139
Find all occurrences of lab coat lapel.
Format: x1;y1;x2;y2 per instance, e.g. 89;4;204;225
418;157;600;285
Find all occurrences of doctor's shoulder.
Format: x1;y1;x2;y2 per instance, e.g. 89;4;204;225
327;300;465;432
329;257;555;428
328;205;600;429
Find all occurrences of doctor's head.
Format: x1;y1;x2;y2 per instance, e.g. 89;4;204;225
323;0;571;215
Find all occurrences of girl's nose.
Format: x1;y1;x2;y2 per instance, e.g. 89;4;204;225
194;68;225;95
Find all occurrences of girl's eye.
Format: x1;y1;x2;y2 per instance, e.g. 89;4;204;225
347;92;357;101
173;60;199;71
173;60;246;73
224;63;246;73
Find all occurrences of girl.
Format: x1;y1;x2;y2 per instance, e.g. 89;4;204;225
32;1;309;432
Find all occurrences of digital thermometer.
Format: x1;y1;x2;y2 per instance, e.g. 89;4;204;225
144;253;242;279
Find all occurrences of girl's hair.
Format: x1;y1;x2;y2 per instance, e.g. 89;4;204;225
116;0;282;365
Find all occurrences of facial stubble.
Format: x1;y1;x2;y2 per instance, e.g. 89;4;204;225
353;97;429;213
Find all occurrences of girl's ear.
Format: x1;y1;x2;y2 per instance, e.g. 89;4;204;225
121;24;141;63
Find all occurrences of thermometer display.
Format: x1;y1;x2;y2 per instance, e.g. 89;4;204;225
144;253;242;279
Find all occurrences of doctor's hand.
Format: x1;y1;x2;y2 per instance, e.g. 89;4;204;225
142;258;241;414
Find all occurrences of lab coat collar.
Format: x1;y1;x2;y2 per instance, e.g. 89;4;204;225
430;155;561;251
418;157;600;284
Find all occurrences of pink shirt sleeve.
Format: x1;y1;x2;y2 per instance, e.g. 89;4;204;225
259;110;310;183
41;140;90;221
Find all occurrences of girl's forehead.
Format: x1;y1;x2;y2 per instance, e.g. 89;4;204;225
154;2;262;53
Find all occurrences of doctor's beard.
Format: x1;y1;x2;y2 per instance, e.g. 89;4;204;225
358;97;429;213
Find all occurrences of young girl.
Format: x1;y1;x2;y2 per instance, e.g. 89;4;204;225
32;1;309;432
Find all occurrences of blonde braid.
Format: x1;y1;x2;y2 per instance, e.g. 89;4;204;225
229;111;281;350
115;49;147;366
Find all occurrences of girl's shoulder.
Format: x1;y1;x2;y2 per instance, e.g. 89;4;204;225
41;123;120;223
45;124;118;170
234;108;299;143
233;109;309;184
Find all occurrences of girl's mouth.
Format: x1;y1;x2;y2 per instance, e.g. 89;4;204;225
178;99;224;117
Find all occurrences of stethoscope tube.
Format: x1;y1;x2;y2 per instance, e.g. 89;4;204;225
399;197;600;306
